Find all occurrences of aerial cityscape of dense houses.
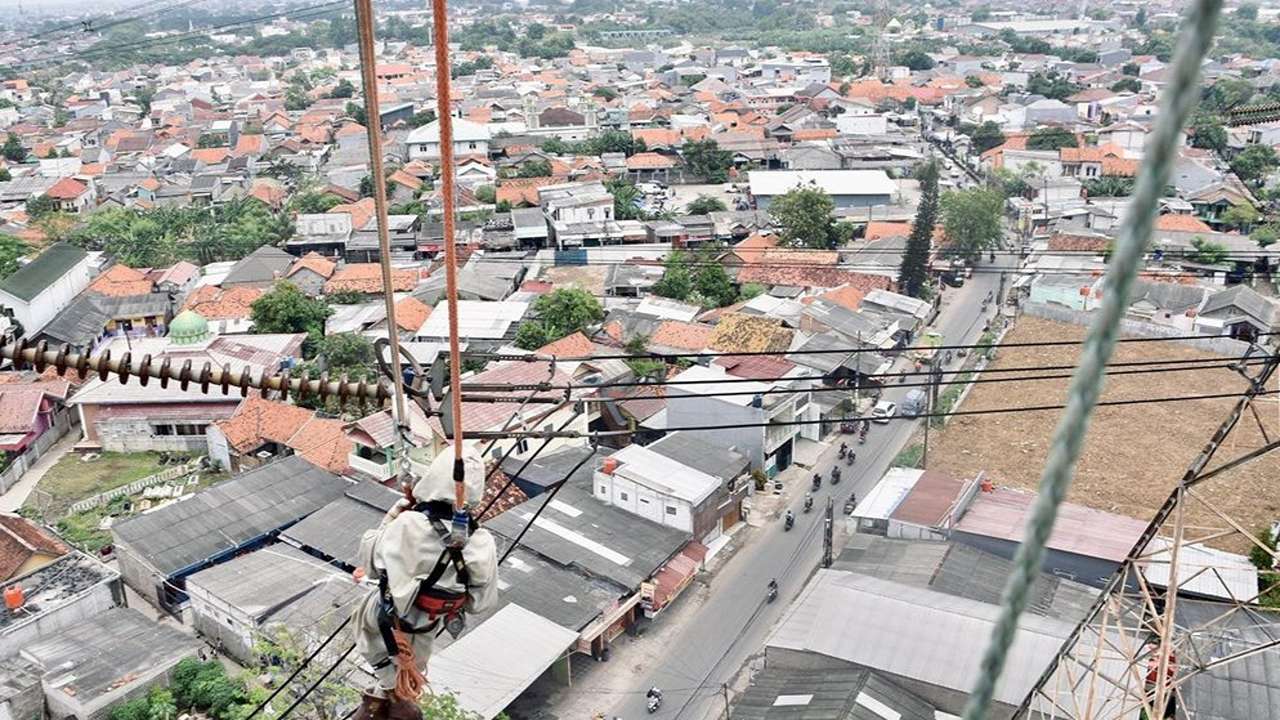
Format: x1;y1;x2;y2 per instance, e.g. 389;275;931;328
0;1;1278;719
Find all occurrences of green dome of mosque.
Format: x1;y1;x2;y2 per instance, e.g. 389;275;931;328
168;310;211;345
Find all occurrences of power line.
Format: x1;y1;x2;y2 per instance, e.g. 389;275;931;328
465;354;1258;393
478;329;1271;364
507;386;1278;441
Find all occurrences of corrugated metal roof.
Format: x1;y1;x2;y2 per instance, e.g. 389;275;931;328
112;455;348;575
647;431;749;482
485;481;689;590
1177;600;1280;720
0;243;87;303
430;604;579;720
954;487;1147;563
20;607;198;704
734;667;939;720
186;544;341;621
765;571;1119;711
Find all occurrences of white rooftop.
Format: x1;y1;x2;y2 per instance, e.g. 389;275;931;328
607;443;720;505
416;300;529;340
748;170;896;198
667;364;773;407
853;467;923;521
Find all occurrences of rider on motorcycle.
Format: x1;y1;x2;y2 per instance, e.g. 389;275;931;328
648;688;663;700
804;493;813;510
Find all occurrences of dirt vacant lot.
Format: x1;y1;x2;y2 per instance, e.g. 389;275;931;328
928;316;1280;553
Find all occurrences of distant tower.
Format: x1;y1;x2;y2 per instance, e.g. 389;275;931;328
523;94;539;130
870;0;892;80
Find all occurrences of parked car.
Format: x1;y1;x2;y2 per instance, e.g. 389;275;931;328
901;389;927;417
843;497;857;515
872;400;897;424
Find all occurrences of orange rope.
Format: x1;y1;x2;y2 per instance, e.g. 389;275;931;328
430;0;468;507
391;625;427;701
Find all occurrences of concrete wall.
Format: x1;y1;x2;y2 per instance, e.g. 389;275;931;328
1022;301;1252;356
0;579;119;660
664;395;762;470
112;540;164;608
951;530;1117;588
0;407;75;494
593;469;694;533
756;193;892;211
205;424;232;471
97;418;211;454
186;582;256;664
0;255;92;335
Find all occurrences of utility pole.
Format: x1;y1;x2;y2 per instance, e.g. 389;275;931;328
922;357;939;468
997;270;1007;307
822;496;834;568
853;331;861;412
722;683;731;720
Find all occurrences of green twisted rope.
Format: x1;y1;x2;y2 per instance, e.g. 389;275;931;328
960;1;1224;718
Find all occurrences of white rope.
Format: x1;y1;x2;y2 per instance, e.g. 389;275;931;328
960;1;1224;718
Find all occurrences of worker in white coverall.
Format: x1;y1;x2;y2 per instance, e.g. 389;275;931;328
352;446;499;720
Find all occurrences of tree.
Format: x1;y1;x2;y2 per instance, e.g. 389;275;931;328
250;627;353;720
686;195;726;215
965;75;984;88
1134;7;1147;27
24;194;57;219
941;187;1004;261
1082;176;1135;197
1189;116;1228;152
345;101;368;127
971;6;992;21
1111;77;1141;93
327;79;355;98
899;161;938;297
474;184;497;204
653;252;694;301
606;179;645;220
1251;224;1278;248
409;109;436;128
969;120;1005;154
592;86;619;101
1221;202;1260;230
623;334;665;379
513;321;553;350
1231;144;1279;185
0;234;27;280
0;167;8;181
1202;78;1255;112
1026;71;1080;100
694;257;737;308
291;189;342;214
680;139;733;183
359;175;375;198
516;159;552;178
249;282;331;345
769;185;836;248
894;49;935;71
1191;237;1228;265
1238;2;1259;21
1027;126;1078;151
146;687;177;720
516;288;603;349
2;131;25;161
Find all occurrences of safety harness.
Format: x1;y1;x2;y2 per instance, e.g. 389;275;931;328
374;501;478;665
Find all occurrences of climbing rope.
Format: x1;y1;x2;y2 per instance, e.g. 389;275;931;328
960;1;1224;718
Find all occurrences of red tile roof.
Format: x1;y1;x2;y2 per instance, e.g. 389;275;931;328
88;264;154;297
213;396;351;473
183;285;263;320
650;321;715;351
44;177;88;200
864;221;912;241
713;353;796;380
820;284;866;311
1048;233;1110;252
536;331;595;357
626;152;677;170
735;264;894;292
1155;214;1213;233
324;264;418;294
287;252;337;280
0;514;67;581
395;296;431;332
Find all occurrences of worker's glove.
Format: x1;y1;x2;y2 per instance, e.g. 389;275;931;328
381;498;411;527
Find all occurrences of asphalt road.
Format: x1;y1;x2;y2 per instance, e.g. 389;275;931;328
608;254;1017;720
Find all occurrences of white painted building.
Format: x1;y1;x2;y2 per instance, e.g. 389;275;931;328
406;117;492;161
0;243;93;336
760;57;831;85
593;444;719;537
